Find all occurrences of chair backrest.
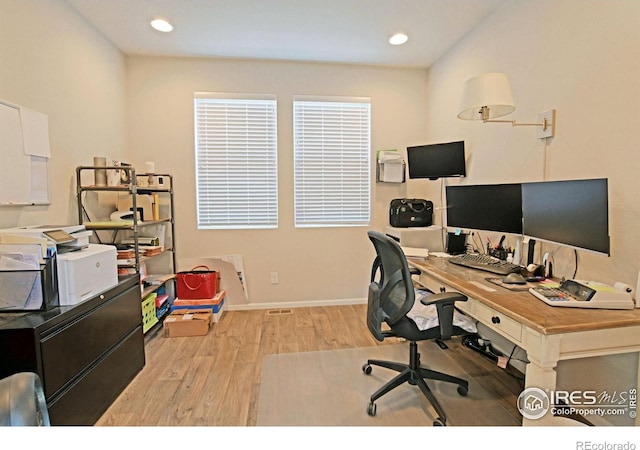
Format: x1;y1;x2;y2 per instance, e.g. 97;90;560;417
0;372;50;426
367;231;415;326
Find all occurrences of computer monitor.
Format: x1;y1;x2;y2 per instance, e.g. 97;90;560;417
407;141;466;180
445;183;523;234
521;178;610;255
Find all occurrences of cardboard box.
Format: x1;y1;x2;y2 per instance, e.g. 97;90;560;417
170;299;225;322
163;308;213;337
171;291;225;322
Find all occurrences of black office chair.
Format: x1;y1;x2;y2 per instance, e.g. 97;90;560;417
363;230;469;426
0;372;50;426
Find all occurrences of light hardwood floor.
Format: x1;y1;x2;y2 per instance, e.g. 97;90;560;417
96;304;524;426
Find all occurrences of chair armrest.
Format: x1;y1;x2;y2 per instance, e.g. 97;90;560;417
420;291;467;340
420;291;467;306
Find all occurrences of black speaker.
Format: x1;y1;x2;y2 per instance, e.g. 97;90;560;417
446;232;467;255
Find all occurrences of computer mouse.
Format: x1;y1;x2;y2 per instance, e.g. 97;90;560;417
502;272;527;285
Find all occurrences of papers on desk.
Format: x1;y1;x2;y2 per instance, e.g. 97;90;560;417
0;245;42;268
0;252;40;270
0;247;47;310
0;234;48;258
402;246;428;259
429;251;453;258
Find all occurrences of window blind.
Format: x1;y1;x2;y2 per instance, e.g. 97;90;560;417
194;93;278;229
293;97;371;227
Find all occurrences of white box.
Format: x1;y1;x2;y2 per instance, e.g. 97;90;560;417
57;244;118;305
213;301;225;323
384;226;445;252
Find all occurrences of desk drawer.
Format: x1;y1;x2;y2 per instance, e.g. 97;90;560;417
418;273;449;294
417;270;520;341
474;302;522;343
417;273;472;315
40;284;141;398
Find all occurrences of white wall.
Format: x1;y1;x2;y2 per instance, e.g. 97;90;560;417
420;0;640;426
0;0;127;229
419;0;640;285
125;56;428;306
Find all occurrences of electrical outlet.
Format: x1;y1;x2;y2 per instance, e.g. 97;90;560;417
270;272;279;284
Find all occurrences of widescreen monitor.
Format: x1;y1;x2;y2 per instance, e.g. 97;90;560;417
445;183;523;234
521;178;610;255
407;141;466;180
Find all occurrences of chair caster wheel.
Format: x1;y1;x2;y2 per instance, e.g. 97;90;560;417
433;418;446;426
362;363;372;375
367;402;377;416
457;385;468;396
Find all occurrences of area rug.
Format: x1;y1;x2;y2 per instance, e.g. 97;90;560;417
256;341;520;426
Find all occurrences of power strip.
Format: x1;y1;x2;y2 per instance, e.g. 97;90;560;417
462;335;501;363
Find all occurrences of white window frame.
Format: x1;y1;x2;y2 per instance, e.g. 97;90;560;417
293;96;371;228
194;92;278;229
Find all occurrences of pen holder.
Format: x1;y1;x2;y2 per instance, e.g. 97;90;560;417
489;248;508;261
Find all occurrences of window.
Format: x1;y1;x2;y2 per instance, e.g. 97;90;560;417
293;97;371;227
194;93;278;229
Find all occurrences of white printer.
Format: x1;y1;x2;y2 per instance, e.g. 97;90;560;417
57;244;118;305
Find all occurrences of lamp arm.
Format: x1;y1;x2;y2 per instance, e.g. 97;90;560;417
484;118;550;131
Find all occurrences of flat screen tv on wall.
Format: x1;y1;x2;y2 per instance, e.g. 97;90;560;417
407;141;466;180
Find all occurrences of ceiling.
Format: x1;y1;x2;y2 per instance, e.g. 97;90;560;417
63;0;503;68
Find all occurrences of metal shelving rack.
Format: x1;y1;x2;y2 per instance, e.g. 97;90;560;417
75;166;177;313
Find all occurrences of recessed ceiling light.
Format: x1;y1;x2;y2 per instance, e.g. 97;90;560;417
388;33;408;46
150;18;174;33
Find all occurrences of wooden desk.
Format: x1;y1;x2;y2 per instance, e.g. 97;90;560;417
409;256;640;426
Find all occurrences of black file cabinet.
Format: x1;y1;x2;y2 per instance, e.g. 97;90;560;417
0;275;145;425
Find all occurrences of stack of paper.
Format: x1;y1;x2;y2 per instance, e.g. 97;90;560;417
378;150;405;183
401;246;429;259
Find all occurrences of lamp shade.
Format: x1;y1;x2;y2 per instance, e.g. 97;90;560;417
457;72;515;121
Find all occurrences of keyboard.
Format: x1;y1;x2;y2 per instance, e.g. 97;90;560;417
448;253;521;275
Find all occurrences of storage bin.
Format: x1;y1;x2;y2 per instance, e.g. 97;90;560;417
0;255;58;311
141;293;158;333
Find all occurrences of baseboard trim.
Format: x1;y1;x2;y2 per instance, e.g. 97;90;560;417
226;297;367;311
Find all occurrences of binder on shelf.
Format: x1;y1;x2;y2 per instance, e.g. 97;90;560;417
152;194;160;221
155;293;169;308
123;236;160;246
141;246;163;257
117;258;136;266
117;249;136;259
